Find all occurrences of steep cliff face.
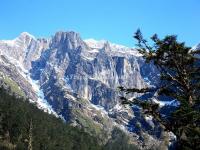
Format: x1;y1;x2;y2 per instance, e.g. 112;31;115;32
0;31;163;147
0;33;57;115
29;32;150;129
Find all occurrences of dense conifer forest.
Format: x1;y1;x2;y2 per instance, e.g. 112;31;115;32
0;87;138;150
0;87;103;150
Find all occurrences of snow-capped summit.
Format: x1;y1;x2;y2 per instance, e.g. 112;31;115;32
19;32;36;40
84;38;141;57
84;39;108;49
0;32;35;47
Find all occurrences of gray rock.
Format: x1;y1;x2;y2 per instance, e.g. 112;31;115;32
0;31;164;148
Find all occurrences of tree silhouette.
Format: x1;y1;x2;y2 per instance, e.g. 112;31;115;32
120;29;200;150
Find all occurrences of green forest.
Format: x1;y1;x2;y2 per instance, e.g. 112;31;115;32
0;87;103;150
0;87;138;150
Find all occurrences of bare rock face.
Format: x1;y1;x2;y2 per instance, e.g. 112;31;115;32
0;31;164;147
30;32;148;119
0;32;49;70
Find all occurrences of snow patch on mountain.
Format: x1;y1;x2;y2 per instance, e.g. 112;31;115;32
90;104;108;117
28;78;58;116
152;98;180;107
84;39;107;49
1;53;57;116
192;43;200;50
145;115;154;128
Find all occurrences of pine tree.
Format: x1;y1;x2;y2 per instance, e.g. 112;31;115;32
120;29;200;150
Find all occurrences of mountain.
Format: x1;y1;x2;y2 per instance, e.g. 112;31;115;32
0;31;172;149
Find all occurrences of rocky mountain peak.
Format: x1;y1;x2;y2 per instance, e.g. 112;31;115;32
51;31;83;49
18;32;36;40
14;32;36;48
0;32;35;49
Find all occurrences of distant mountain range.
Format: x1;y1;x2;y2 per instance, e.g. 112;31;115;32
1;31;196;149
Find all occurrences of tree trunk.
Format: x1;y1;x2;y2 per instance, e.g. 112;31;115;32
28;119;33;150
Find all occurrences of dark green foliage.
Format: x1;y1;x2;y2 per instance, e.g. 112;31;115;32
0;86;139;150
104;128;139;150
0;87;102;150
120;30;200;150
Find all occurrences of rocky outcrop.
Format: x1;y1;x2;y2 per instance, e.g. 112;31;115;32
0;55;37;100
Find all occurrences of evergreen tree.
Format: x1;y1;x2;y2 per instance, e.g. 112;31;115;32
119;30;200;150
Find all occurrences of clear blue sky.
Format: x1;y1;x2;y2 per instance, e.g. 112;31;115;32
0;0;200;47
